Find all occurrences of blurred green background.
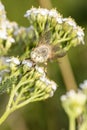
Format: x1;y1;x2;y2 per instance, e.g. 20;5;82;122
1;0;87;130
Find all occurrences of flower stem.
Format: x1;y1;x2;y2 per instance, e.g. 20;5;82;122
0;88;15;125
0;109;11;125
58;55;77;91
69;116;76;130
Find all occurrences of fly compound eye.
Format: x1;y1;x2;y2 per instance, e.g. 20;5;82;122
39;46;49;57
31;45;51;63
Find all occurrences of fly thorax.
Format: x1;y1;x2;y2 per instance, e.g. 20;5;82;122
31;45;51;63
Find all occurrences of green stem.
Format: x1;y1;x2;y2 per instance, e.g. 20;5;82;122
53;37;71;45
0;109;11;125
0;86;15;125
69;116;76;130
16;92;45;110
0;84;46;125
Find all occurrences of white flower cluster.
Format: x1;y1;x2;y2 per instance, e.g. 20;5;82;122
61;90;86;118
25;7;62;20
61;90;86;105
63;18;84;45
20;60;57;98
5;57;57;98
25;7;84;49
0;2;14;42
35;65;57;97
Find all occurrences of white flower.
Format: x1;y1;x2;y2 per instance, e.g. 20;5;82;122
50;81;57;91
63;18;77;28
7;36;15;43
49;9;58;17
22;60;33;68
40;75;57;91
56;17;63;24
39;8;49;16
0;2;5;11
35;65;45;74
40;76;51;86
77;27;84;37
40;75;46;82
49;91;54;97
6;57;20;65
76;27;84;44
80;80;87;89
0;30;7;39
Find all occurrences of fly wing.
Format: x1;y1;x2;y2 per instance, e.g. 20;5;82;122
38;30;51;45
52;44;66;58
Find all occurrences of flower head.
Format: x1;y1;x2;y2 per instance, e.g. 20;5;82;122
61;90;86;118
25;7;84;63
